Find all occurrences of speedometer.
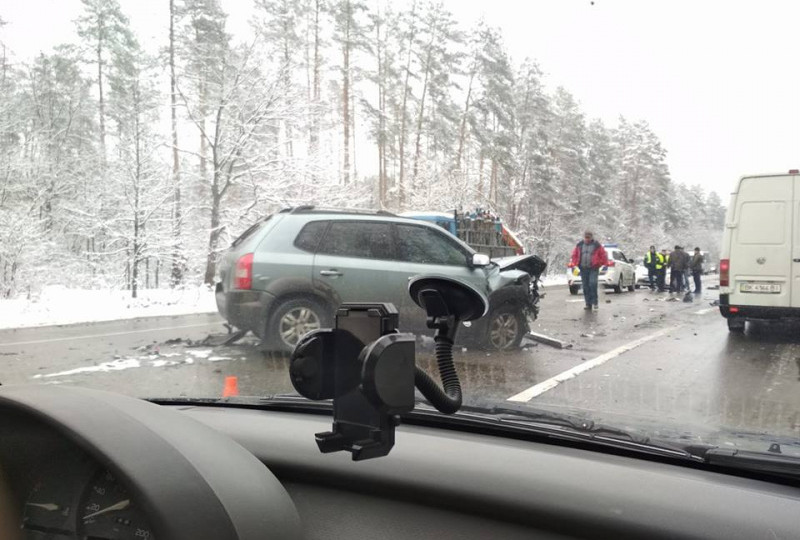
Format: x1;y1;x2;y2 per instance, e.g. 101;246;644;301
77;469;155;540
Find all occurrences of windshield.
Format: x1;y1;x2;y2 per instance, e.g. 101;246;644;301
1;0;798;467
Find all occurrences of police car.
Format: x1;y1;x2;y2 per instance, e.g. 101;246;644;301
567;244;637;295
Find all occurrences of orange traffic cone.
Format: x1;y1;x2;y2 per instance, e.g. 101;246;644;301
222;376;239;397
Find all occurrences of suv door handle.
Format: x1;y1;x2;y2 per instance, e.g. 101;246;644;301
794;259;800;263
320;269;343;277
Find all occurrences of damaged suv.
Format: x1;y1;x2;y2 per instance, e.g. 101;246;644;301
215;207;546;352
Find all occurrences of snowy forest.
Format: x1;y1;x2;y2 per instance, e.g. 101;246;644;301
0;0;726;298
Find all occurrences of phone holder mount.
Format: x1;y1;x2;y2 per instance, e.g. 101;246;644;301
289;276;488;461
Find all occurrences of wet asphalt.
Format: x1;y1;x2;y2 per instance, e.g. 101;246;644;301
1;276;799;443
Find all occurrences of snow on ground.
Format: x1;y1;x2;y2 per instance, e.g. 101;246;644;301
540;274;569;288
0;285;217;330
0;275;568;331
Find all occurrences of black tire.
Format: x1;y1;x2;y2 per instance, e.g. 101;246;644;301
484;306;526;351
569;285;580;296
266;298;331;353
614;277;623;294
627;279;635;292
727;318;745;334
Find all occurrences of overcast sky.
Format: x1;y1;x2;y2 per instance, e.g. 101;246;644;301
2;0;799;198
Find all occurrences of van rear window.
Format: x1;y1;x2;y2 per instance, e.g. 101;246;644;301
231;216;271;247
738;202;785;244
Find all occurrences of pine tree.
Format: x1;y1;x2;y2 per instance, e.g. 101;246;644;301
169;0;185;285
107;39;166;297
331;0;368;184
76;0;134;162
469;24;516;205
409;2;461;191
585;119;617;231
252;0;305;158
179;0;230;187
549;87;587;216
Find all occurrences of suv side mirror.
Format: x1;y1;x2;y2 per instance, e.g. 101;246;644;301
471;253;491;267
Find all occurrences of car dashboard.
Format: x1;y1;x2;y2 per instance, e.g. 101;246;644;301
1;385;799;540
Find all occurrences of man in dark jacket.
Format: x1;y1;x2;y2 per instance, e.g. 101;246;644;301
668;245;689;293
569;231;609;311
690;247;704;294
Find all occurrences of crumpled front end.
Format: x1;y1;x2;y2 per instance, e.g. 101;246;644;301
489;254;547;323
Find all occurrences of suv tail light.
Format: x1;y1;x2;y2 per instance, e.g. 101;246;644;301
235;253;254;290
607;260;615;267
720;258;730;287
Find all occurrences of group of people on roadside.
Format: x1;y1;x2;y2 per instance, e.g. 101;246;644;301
570;231;706;311
643;245;704;295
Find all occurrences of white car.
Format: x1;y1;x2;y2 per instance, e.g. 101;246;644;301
567;245;637;295
634;261;650;289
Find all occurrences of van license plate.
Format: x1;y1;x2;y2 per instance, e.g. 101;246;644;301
740;283;781;293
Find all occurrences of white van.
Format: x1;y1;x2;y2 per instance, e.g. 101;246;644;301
719;170;800;332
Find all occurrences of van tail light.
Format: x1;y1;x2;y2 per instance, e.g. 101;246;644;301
607;260;615;267
235;253;254;290
720;259;730;287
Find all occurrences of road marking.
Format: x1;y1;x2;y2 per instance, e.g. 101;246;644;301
566;299;585;303
0;322;221;348
693;307;716;315
507;326;680;402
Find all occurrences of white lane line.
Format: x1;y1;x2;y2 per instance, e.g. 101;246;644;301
693;307;716;315
507;326;680;402
0;322;222;348
565;299;585;303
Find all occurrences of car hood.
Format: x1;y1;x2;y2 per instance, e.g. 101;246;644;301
492;254;547;278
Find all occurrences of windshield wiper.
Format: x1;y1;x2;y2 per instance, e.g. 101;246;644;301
148;394;333;413
152;396;692;459
151;396;800;480
460;403;646;441
410;401;695;460
685;445;800;481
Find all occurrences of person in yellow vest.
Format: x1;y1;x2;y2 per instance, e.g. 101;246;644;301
658;248;670;292
643;246;664;291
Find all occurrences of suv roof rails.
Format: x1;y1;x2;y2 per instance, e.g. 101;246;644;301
285;205;315;213
287;206;396;217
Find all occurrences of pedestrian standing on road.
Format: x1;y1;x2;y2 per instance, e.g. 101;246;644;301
690;247;704;294
570;231;609;312
657;249;669;292
668;245;688;293
644;246;662;291
680;247;692;293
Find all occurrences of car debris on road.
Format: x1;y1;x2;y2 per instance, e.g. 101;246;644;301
527;331;572;349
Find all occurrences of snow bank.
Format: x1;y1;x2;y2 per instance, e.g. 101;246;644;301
0;276;568;331
0;285;217;330
540;274;569;287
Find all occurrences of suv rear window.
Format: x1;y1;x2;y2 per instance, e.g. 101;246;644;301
231;216;271;248
294;221;329;252
317;221;394;259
